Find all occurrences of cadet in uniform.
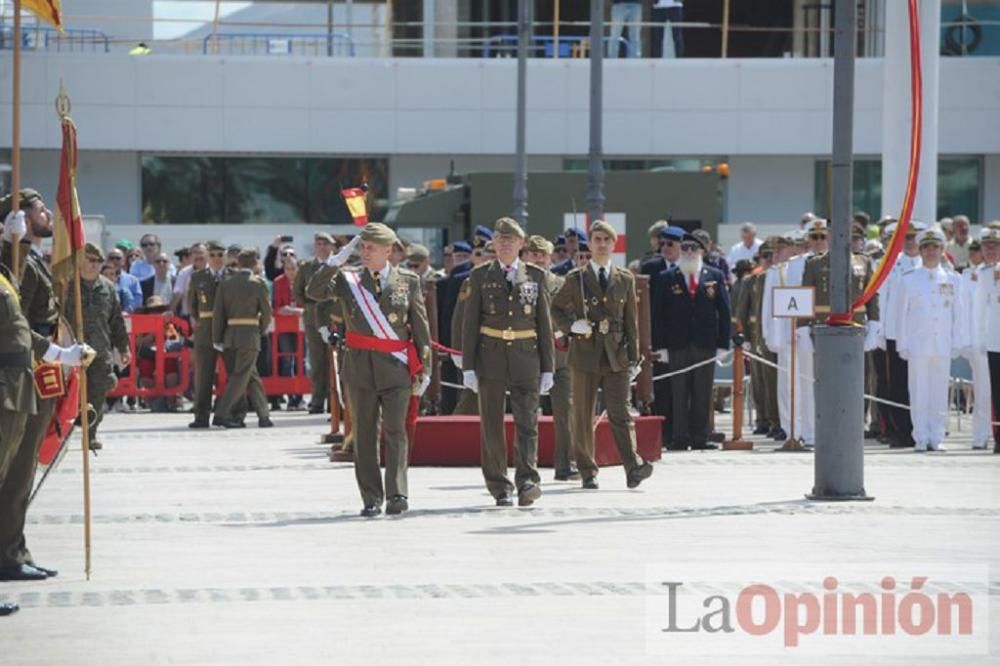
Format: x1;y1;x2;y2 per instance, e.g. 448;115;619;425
65;243;130;450
461;218;554;506
961;239;992;449
307;223;432;516
552;220;652;489
1;190;89;582
734;238;780;437
972;227;1000;454
293;232;335;414
524;234;578;481
187;241;228;428
212;248;273;428
760;232;800;441
895;229;967;451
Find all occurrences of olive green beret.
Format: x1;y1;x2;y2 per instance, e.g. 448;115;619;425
314;231;335;243
494;217;525;239
525;234;554;254
206;240;225;252
359;222;399;246
0;188;42;218
407;243;430;262
647;220;668;237
84;242;105;261
589;219;617;243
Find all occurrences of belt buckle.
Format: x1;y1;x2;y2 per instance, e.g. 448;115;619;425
501;329;515;341
598;319;610;335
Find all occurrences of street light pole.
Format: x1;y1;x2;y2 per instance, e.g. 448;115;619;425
808;0;872;502
586;0;605;223
512;0;530;228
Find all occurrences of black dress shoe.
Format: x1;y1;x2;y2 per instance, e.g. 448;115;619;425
690;442;719;450
994;443;999;454
627;462;654;489
360;504;382;518
752;425;770;435
665;442;689;451
0;564;49;581
0;602;19;616
495;494;513;507
217;419;245;429
30;564;57;578
188;419;210;429
88;440;102;452
517;482;542;507
308;405;325;415
770;428;787;441
581;477;599;490
386;495;409;515
554;468;581;481
258;418;274;429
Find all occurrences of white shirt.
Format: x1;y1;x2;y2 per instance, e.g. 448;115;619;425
896;264;967;358
973;263;1000;353
762;253;809;351
589;259;612;282
498;258;521;283
367;264;390;291
173;264;194;296
727;238;762;267
152;275;173;304
880;253;921;342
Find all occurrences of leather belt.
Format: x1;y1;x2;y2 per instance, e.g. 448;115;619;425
227;318;260;326
0;351;32;369
591;319;622;335
198;311;214;319
480;326;537;341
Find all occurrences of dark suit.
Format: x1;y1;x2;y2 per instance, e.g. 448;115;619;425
646;256;675;446
139;274;173;308
551;258;575;276
436;260;472;413
653;265;731;449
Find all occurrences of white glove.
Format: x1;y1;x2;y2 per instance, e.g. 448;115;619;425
898;348;909;361
741;341;751;352
863;321;881;352
2;210;26;241
43;343;94;367
415;373;431;397
628;363;642;382
450;353;462;368
539;371;554;395
213;343;224;352
795;327;813;354
654;348;670;364
318;325;331;342
326;236;360;267
570;319;593;336
265;319;275;334
462;370;478;393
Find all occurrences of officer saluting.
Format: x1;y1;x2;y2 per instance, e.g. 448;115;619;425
307;223;432;517
461;217;554;507
552;220;652;489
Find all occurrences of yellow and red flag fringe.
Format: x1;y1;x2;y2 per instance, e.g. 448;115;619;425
342;187;368;227
829;0;922;326
51;116;86;295
23;0;63;31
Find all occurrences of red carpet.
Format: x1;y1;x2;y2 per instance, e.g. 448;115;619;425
408;415;664;467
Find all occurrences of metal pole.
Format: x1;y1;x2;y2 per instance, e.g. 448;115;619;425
808;0;872;502
721;0;731;58
587;0;606;222
10;0;21;279
553;0;560;59
327;0;334;57
211;0;221;54
511;0;529;227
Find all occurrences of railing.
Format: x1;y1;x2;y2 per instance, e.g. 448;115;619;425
202;32;356;57
0;25;109;53
482;35;634;59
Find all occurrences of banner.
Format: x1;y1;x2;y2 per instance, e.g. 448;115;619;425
23;0;63;31
342;187;369;227
51;116;86;295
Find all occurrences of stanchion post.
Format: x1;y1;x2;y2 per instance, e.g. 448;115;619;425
723;344;752;450
635;274;653;412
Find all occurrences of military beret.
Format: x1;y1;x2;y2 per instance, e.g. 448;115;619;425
764;235;786;249
0;188;42;218
238;247;260;260
577;239;590;252
805;218;829;235
475;225;494;241
660;225;686;241
682;232;706;251
407;243;430;262
452;240;472;254
979;227;1000;243
554;235;566;247
314;231;335;243
917;228;946;246
564;226;588;242
494;217;525;239
227;244;243;254
851;222;866;238
206;240;226;252
589;219;617;243
174;247;191;259
84;242;105;261
359;222;399;246
525;234;553;254
647;220;669;237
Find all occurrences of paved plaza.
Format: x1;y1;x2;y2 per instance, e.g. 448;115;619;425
0;409;997;664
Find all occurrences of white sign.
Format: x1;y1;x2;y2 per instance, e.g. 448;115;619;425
772;286;815;319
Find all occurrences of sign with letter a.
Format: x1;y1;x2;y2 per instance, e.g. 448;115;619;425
772;286;816;319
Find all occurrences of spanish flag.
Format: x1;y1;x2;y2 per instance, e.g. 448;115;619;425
342;187;368;227
51;115;86;295
23;0;63;31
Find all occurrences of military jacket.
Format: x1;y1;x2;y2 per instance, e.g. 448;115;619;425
1;239;58;357
551;264;638;374
460;260;554;383
212;270;272;351
0;266;37;414
799;252;879;327
307;263;431;392
64;276;129;356
541;271;569;371
293;257;326;329
187;268;229;348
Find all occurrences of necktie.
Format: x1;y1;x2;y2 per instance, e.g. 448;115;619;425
503;264;514;290
688;274;697;298
372;271;382;299
598;266;608;292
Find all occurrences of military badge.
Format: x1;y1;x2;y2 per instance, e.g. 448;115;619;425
939;283;954;296
519;281;539;306
34;362;66;399
388;312;399;324
671;284;683;295
705;281;717;299
200;292;207;304
598;319;610;335
389;288;408;308
524;304;532;315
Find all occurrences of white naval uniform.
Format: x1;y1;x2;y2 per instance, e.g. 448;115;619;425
878;253;922;347
896;265;968;449
762;253;812;441
962;264;993;447
973;262;1000;449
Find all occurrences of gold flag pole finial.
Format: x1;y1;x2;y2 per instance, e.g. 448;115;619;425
56;79;71;119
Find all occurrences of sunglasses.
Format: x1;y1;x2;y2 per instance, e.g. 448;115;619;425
680;243;700;252
281;251;296;257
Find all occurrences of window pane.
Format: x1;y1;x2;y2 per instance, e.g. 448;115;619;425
937;157;981;222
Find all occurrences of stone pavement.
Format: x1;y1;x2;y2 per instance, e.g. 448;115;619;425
0;409;997;664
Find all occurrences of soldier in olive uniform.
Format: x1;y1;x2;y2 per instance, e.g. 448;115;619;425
524;235;579;481
461;218;555;507
551;221;652;489
448;273;480;416
65;243;130;450
293;232;335;414
1;190;89;582
307;224;432;517
213;248;273;428
186;241;228;428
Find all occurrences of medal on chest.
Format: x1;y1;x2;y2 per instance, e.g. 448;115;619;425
388;312;399;324
518;281;538;306
389;287;408;308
